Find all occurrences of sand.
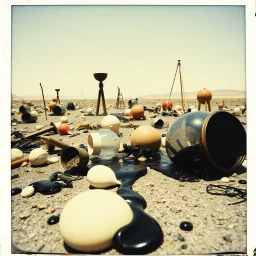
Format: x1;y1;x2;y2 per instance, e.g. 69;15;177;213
10;98;247;255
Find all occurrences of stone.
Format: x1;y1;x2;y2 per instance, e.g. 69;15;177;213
21;161;28;167
21;186;35;197
220;177;229;183
47;156;59;164
238;179;247;184
37;204;48;210
223;235;232;243
11;187;22;196
59;189;133;252
47;215;60;225
180;221;193;231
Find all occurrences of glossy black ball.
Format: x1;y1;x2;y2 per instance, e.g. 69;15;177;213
180;221;193;231
11;188;22;196
47;215;60;225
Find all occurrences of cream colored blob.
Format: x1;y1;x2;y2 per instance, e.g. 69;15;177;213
60;116;68;123
234;107;242;116
29;148;49;166
47;156;59;164
87;165;121;188
59;190;133;252
100;115;120;132
21;186;35;197
11;148;24;162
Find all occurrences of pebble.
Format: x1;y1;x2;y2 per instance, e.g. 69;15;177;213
220;177;229;183
21;186;35;197
238;179;247;184
223;234;232;243
157;199;166;203
47;215;60;225
37;204;48;210
47;156;59;163
180;221;193;231
12;123;17;126
177;234;185;242
19;212;31;219
182;196;188;201
21;161;28;167
11;187;22;196
181;244;188;249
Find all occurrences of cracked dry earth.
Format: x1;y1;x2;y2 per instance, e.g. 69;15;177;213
11;98;247;255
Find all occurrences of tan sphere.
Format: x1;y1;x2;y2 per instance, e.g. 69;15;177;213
48;101;57;111
130;125;161;152
197;88;212;104
26;100;32;106
130;105;144;119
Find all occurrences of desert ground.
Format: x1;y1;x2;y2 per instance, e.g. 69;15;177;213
10;97;247;255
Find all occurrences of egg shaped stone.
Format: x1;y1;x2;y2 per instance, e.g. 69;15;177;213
29;148;49;166
59;189;133;252
130;105;144;119
48;101;57;111
86;108;93;115
234;107;242;116
130;125;161;152
60;116;68;123
100;115;120;133
87;165;121;188
11;148;24;162
21;186;35;197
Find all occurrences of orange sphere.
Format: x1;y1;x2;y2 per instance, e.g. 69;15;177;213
58;124;71;135
130;125;161;152
52;98;57;102
26;100;32;106
218;102;224;109
162;100;173;111
197;88;212;104
130;105;144;119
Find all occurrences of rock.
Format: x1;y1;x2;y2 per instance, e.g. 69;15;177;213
220;177;229;183
182;196;188;201
181;244;188;249
21;161;28;167
21;186;35;197
157;199;166;203
47;156;59;164
177;234;185;242
180;221;193;231
11;187;22;196
19;212;30;219
37;204;48;210
47;215;60;225
223;235;232;243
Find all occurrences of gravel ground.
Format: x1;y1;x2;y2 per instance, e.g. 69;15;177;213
11;98;247;255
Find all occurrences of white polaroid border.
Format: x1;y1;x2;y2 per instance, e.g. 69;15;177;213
1;0;256;256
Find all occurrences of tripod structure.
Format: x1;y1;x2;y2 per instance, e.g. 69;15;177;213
168;60;187;111
94;73;108;116
115;86;125;109
55;89;60;104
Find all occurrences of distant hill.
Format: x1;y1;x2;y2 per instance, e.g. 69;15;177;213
139;90;246;99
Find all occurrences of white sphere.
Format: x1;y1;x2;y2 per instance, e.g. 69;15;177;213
100;115;120;132
59;190;133;252
29;148;49;166
60;116;68;123
86;108;93;114
234;107;242;116
174;105;182;111
123;108;131;116
11;148;24;162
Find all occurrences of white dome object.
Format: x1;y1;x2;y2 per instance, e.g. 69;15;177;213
60;116;68;123
234;107;242;116
21;186;35;197
47;156;59;163
174;105;182;111
59;190;133;252
11;148;24;162
86;108;93;114
29;148;49;166
87;165;121;188
123;108;131;116
100;115;120;132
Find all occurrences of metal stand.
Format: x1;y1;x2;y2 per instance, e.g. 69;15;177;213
198;101;211;111
115;86;125;109
168;60;187;111
96;81;107;116
55;89;60;104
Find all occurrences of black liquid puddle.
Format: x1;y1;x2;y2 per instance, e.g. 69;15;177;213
29;180;62;195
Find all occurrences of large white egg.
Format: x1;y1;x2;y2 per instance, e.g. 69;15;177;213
29;148;49;166
59;190;133;252
87;165;121;188
11;148;24;162
86;108;93;115
100;115;120;132
234;107;242;116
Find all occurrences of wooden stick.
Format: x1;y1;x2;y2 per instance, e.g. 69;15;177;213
11;157;29;169
40;136;70;150
40;83;47;120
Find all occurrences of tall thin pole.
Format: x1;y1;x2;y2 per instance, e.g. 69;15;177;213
39;83;47;120
178;60;186;111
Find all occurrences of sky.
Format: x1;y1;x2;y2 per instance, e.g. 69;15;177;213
11;5;246;99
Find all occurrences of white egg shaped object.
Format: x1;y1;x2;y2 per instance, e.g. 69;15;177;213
47;156;59;163
174;105;182;111
234;107;242;116
123;108;131;116
87;165;121;188
100;115;120;132
86;107;93;114
21;186;35;197
29;148;49;166
11;148;24;162
60;116;68;123
59;189;133;252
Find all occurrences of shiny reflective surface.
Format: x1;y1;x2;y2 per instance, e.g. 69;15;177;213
29;180;62;194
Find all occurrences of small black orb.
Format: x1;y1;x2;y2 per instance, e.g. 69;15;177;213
238;180;247;184
11;187;22;196
47;215;60;225
161;134;166;137
180;221;193;231
57;151;63;156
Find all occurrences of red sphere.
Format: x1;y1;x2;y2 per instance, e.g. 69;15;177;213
52;98;57;102
130;105;144;119
162;100;173;111
58;124;71;135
